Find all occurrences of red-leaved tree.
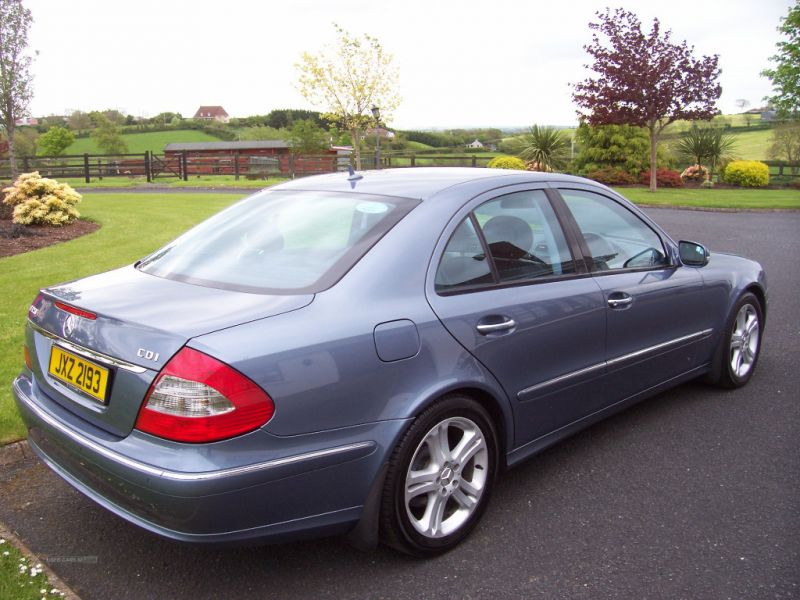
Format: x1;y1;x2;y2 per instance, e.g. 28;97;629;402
572;8;721;191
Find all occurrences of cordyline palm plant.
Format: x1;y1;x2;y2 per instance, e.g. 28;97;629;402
518;125;570;171
676;124;737;181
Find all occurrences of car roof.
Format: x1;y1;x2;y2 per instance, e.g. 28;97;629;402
269;167;592;200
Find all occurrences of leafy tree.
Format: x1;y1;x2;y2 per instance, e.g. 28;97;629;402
517;125;570;171
92;116;128;154
573;123;654;175
67;110;93;133
296;24;399;169
264;109;327;129
572;8;721;191
12;126;36;156
675;124;737;181
761;1;800;118
769;123;800;175
102;109;126;125
238;126;288;141
288;119;330;154
38;125;75;156
0;0;34;177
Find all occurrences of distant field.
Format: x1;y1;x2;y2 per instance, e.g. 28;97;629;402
405;141;434;150
728;128;774;160
62;129;224;155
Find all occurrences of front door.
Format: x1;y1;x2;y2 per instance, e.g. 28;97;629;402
556;188;712;402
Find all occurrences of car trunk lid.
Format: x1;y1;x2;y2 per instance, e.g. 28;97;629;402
26;265;313;437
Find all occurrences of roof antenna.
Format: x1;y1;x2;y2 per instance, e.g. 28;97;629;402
347;164;363;182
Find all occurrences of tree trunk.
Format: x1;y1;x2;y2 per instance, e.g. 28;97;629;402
648;124;658;192
350;128;362;170
6;123;18;179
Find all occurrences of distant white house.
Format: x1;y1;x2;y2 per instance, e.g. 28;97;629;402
466;139;484;149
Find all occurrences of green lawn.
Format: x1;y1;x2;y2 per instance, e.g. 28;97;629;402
0;193;244;443
614;187;800;209
27;175;289;190
62;129;224;155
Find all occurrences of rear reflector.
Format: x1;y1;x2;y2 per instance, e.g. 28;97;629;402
54;301;97;320
135;347;274;443
28;293;44;320
24;345;32;370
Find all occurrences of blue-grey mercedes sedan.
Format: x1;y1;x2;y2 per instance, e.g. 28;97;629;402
13;168;766;556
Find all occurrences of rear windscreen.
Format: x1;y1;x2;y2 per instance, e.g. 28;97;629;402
137;189;419;294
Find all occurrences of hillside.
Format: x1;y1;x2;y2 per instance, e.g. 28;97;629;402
62;129;224;155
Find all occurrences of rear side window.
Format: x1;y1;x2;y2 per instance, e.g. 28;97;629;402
435;189;576;293
138;190;419;294
474;190;575;282
435;218;494;291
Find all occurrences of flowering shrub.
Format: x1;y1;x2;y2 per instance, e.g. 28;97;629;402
2;172;82;226
639;168;683;187
722;161;770;187
487;156;526;170
586;167;637;185
680;164;709;183
525;160;553;172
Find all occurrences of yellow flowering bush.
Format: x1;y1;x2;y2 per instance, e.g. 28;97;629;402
2;172;82;226
487;156;526;170
722;161;770;188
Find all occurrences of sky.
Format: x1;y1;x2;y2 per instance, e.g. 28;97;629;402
24;0;794;129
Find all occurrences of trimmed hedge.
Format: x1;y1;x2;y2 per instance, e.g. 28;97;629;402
723;161;770;187
640;168;684;188
586;167;637;185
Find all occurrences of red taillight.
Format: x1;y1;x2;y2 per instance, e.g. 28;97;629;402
54;301;97;320
135;347;274;443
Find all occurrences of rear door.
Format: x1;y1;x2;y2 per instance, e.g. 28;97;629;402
426;185;607;447
554;186;713;401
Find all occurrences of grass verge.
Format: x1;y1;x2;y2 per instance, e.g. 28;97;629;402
0;536;66;599
614;187;800;209
0;193;245;443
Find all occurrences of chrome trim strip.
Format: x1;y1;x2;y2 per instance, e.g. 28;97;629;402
517;328;713;399
606;328;713;368
28;320;148;374
518;361;605;397
14;377;374;482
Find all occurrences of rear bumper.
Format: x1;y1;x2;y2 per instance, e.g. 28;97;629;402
13;374;407;544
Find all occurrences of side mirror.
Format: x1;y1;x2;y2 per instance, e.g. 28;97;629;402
679;240;709;267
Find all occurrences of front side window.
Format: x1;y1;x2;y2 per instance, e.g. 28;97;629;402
138;190;418;294
560;190;668;271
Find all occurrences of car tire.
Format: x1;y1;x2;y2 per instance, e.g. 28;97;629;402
379;395;498;557
710;292;764;389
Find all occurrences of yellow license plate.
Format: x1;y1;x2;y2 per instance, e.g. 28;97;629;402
48;346;110;403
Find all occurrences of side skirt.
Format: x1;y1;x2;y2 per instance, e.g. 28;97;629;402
505;363;710;469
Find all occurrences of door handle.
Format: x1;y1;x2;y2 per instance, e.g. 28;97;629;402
476;318;516;334
607;294;633;308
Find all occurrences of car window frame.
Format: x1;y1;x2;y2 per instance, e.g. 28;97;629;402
550;185;679;276
431;184;589;297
